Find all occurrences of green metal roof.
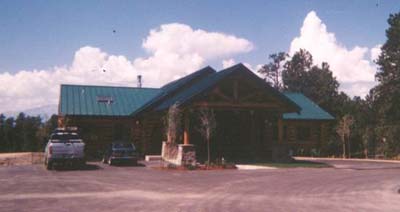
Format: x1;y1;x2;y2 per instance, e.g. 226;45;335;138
59;65;333;121
154;64;300;112
131;66;216;116
283;93;334;120
59;84;160;116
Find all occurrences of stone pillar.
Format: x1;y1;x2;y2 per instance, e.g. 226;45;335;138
180;144;196;166
161;142;196;166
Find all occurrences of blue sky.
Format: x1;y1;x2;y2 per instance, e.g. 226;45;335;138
1;0;396;72
0;0;399;112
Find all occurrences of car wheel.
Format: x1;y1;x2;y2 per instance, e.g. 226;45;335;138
46;160;53;170
102;157;107;164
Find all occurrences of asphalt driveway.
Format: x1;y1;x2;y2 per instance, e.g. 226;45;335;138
0;159;399;212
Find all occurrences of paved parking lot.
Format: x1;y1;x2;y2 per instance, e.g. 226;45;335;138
0;159;399;212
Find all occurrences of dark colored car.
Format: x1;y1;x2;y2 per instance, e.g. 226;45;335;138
102;142;138;165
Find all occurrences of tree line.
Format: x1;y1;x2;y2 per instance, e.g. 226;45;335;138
0;12;399;159
258;11;400;158
0;113;58;153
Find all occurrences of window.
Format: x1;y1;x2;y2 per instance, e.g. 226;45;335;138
96;95;114;103
113;143;135;150
50;133;81;142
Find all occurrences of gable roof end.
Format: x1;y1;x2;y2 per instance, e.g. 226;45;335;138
131;66;216;116
154;63;301;112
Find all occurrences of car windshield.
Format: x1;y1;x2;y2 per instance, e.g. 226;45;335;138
113;143;134;150
50;133;81;143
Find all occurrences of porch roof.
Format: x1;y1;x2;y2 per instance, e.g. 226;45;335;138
282;93;335;121
131;66;216;116
153;63;301;112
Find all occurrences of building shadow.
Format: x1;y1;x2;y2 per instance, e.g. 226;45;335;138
53;163;102;171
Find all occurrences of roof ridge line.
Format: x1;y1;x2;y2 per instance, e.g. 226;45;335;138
61;84;159;90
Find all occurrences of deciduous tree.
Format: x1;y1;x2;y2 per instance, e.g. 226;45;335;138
336;115;354;158
197;108;216;166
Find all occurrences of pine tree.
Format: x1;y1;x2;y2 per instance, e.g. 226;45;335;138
375;12;400;124
0;114;5;152
282;49;313;92
258;52;287;90
373;11;400;157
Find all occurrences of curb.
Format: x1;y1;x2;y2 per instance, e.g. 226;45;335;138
295;157;400;164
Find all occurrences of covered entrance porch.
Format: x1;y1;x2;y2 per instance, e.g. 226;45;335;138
143;64;300;164
189;109;280;163
177;67;297;162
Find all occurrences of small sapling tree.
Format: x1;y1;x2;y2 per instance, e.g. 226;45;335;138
336;115;354;158
197;108;216;167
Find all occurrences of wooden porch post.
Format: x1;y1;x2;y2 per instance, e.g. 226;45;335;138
57;116;65;127
183;112;190;145
278;117;283;143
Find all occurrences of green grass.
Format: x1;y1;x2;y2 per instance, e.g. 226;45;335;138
249;160;331;168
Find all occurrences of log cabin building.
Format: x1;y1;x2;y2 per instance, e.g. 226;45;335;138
58;63;334;161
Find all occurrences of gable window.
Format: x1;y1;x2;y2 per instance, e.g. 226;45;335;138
97;96;114;104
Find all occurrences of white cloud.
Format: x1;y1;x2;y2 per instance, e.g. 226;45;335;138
242;62;255;71
222;58;236;68
370;44;382;62
0;47;138;113
341;81;377;97
135;23;253;87
0;23;253;112
289;11;379;97
143;23;253;60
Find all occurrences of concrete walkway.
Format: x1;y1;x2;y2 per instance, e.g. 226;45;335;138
236;164;277;170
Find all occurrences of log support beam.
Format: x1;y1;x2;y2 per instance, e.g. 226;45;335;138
183;111;190;145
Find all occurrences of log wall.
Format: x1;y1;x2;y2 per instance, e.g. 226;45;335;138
282;120;331;154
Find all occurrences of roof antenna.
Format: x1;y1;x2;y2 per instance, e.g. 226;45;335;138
137;75;142;88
